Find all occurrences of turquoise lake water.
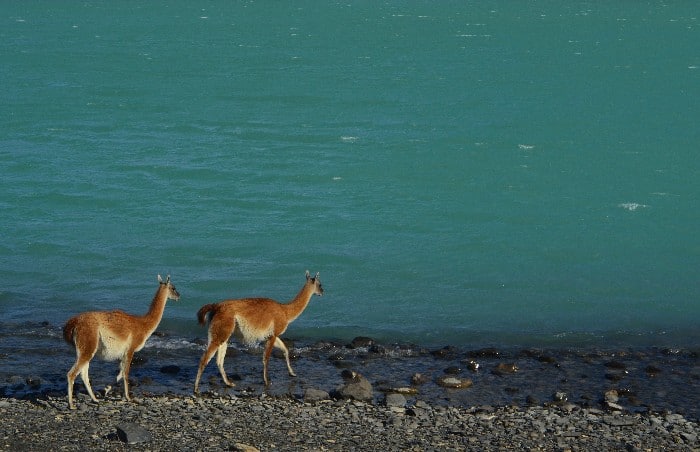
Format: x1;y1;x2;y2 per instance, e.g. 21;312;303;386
1;1;698;347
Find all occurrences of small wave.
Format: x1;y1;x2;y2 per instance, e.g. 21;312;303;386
145;336;202;351
518;144;535;150
619;202;648;211
340;136;358;142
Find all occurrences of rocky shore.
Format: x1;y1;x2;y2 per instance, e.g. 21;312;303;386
1;327;699;450
1;392;698;451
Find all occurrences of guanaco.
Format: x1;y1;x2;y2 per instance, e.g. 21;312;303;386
194;270;323;393
63;275;180;409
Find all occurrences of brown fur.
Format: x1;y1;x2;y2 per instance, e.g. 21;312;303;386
194;271;323;393
63;275;180;409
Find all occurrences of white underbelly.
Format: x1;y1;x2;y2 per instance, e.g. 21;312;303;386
96;331;130;361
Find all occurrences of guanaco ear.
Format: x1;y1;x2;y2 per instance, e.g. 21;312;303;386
305;270;310;280
315;272;320;280
165;275;171;284
158;274;163;283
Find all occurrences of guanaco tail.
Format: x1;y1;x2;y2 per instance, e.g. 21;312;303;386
63;275;180;409
194;270;323;393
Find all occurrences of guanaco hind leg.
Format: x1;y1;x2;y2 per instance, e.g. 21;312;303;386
67;358;98;409
67;334;99;409
215;342;235;387
194;342;218;393
195;316;236;393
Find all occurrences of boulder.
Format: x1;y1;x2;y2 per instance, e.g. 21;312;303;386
116;422;151;444
333;371;373;402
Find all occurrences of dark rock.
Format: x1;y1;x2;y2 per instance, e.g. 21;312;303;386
465;360;480;372
493;363;518;375
160;365;180;375
604;360;626;370
368;344;386;355
349;336;375;348
552;391;568;403
645;365;661;376
525;395;539;406
605;372;627;382
431;346;458;359
443;366;462;375
537;355;557;364
25;376;41;389
411;373;429;385
333;371;373;402
468;348;500;358
116;422;152;444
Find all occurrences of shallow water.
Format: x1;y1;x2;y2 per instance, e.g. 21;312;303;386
1;322;698;421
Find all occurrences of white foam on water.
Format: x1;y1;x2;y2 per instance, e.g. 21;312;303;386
619;202;648;211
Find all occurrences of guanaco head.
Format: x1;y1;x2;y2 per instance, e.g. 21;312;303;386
157;274;181;301
306;270;324;296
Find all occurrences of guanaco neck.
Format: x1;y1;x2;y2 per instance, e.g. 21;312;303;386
283;282;316;322
141;284;169;331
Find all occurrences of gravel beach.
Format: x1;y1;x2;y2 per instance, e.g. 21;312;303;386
1;393;698;451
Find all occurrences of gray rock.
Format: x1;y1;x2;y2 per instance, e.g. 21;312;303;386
304;388;330;403
116;422;152;444
384;393;406;408
436;376;473;389
334;371;373;402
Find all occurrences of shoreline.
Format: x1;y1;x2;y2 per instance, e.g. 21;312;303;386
1;329;699;417
1;328;699;449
